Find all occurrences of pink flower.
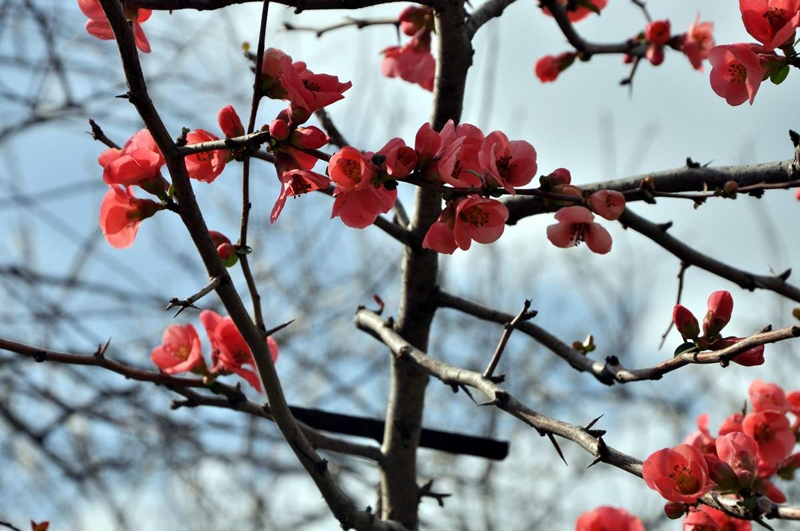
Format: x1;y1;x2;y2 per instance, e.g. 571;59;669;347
703;291;733;338
479;131;538;193
542;0;608;22
77;0;152;53
331;185;397;229
716;432;759;486
422;205;458;254
433;121;484;188
98;185;162;248
422;196;509;253
740;0;800;50
99;128;164;187
151;324;205;374
414;122;442;168
546;206;612;254
646;19;672;46
377;138;417;179
452;196;509;251
218;105;245;138
709;44;766;106
749;380;790;413
184;129;227;183
271;168;330;223
673;305;700;341
683;14;715;71
289;126;329;150
575;506;645;531
329;146;375;192
588;190;626;220
200;310;279;393
742;411;795;467
642;444;716;503
381;33;436;92
534;52;576;83
280;58;352;123
686;506;752;531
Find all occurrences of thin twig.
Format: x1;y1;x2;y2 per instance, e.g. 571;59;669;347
482;299;534;379
164;276;222;317
658;262;689;349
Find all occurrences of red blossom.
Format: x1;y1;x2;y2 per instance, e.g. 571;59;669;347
749;380;790;413
77;0;152;53
575;506;645;531
646;19;672;46
684;413;717;455
642;444;716;503
588;190;626;220
184;129;227;183
546;206;612;254
271;168;330;223
398;6;434;36
100;128;164;187
200;310;279;393
478;131;538;193
377;138;417;179
710;337;765;366
422;196;509;254
151;324;205;375
709;44;766;106
740;0;800;50
280;57;352;123
329;147;375;192
331;185;397;229
381;33;436;92
683;14;715;71
742;410;795;467
716;432;759;487
98;185;162;249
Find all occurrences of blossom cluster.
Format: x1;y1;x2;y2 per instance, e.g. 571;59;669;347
578;380;800;530
709;0;799;106
535;6;714;82
672;290;766;366
151;310;279;392
381;6;436;91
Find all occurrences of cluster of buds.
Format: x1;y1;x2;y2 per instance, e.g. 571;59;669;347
672;290;765;366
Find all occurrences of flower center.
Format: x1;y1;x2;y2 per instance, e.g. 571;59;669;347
570;223;587;245
727;63;746;84
669;464;700;494
460;206;489;227
764;7;787;30
302;79;321;92
496;155;515;178
290;175;310;195
338;159;362;184
174;345;190;361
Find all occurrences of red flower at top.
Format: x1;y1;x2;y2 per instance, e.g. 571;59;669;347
575;506;645;531
542;0;608;22
740;0;800;50
280;57;352;124
77;0;152;53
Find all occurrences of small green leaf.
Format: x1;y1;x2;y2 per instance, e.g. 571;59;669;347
770;65;790;85
674;342;699;357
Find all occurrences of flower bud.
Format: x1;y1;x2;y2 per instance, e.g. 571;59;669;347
218;105;245;138
703;291;733;338
216;242;239;268
673;304;700;340
663;502;687;520
269;119;290;141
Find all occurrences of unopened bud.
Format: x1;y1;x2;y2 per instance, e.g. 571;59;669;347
663;502;687;520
